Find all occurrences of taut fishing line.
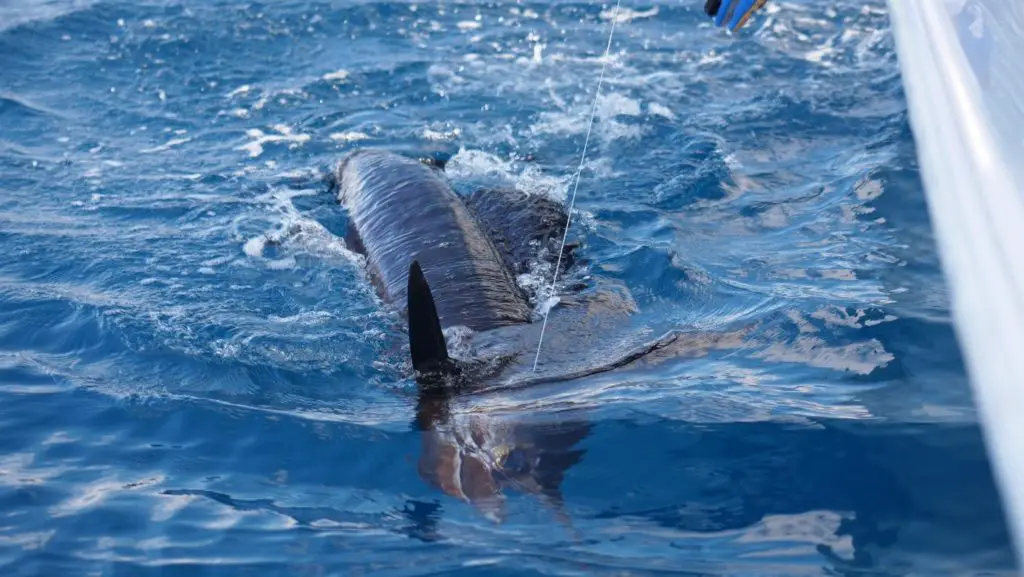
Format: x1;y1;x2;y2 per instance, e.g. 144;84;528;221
532;0;623;372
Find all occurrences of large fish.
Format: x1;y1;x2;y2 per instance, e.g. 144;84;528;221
333;148;749;521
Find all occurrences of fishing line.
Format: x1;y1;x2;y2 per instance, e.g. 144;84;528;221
532;0;623;372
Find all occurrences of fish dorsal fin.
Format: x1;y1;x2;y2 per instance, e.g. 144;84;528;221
407;260;451;374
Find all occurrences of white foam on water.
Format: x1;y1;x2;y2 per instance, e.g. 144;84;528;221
330;131;371;143
444;148;571;204
237;126;310;158
442;325;477;360
600;6;659;23
322;69;349;82
268;310;334;325
532;42;544;63
530;109;588;139
274;166;324;181
255;87;306;111
264;256;297;270
444;148;512;180
242;186;364;269
226;82;310;116
227;85;252;98
529;91;646;143
647;102;676;120
140;137;192;154
242;236;266;258
421;126;462;142
536;295;561;317
201;255;234;269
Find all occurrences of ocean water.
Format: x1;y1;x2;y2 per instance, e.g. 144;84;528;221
0;0;1016;574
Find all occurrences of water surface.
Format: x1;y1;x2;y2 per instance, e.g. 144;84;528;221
0;0;1015;574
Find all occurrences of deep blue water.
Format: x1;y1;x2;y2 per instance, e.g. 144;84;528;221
0;0;1016;574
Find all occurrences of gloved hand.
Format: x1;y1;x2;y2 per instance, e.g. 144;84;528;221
704;0;767;32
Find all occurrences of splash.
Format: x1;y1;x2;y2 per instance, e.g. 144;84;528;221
237;126;311;158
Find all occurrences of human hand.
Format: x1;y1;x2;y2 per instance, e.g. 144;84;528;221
704;0;768;32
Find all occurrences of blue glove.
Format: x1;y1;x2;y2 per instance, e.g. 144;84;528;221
704;0;767;32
